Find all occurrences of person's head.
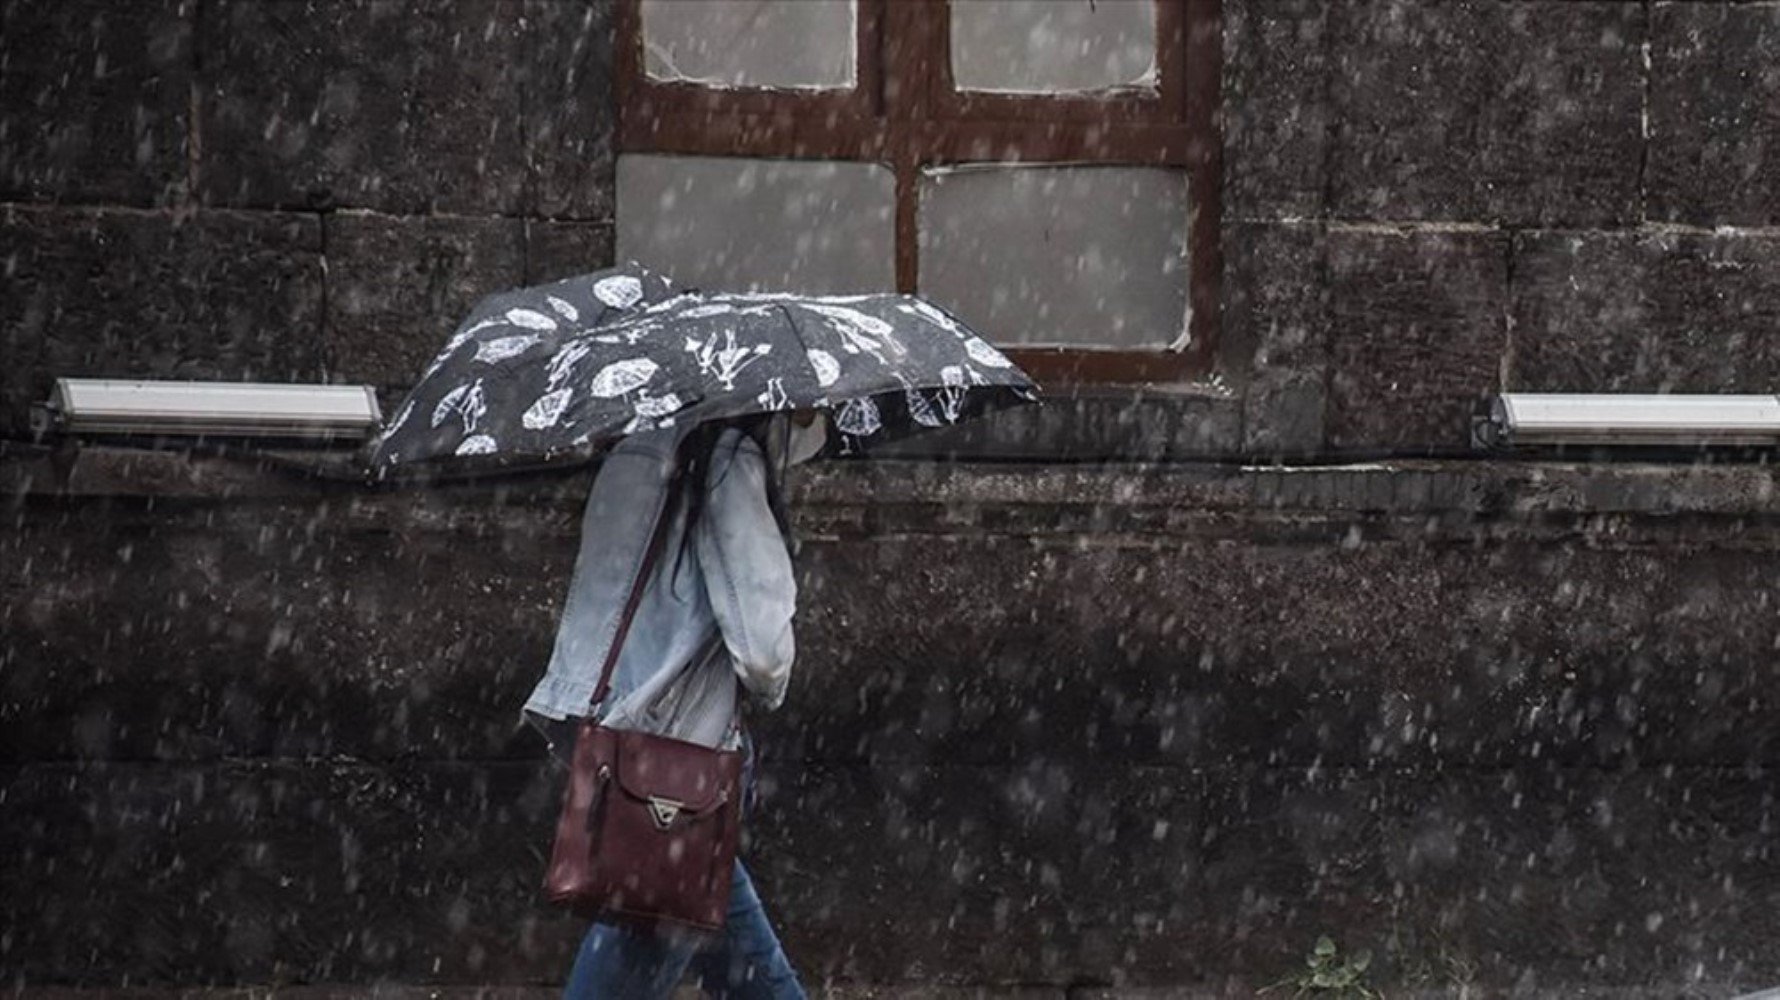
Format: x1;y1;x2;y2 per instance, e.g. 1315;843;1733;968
667;412;826;586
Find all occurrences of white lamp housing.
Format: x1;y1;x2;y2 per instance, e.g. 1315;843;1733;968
44;378;383;440
1482;393;1780;448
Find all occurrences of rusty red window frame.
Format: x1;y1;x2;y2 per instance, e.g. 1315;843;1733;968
614;0;1223;386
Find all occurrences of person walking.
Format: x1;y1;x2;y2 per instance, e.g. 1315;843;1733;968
524;411;825;1000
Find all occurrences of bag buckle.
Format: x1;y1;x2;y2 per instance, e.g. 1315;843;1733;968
647;796;684;830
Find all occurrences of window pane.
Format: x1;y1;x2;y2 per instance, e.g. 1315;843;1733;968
918;165;1189;349
618;154;895;295
950;0;1158;95
642;0;856;91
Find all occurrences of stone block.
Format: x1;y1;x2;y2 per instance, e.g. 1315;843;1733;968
0;491;579;764
1648;3;1780;226
0;0;191;205
0;205;324;436
865;390;1243;462
1510;231;1780;392
1226;221;1327;454
323;211;525;395
1328;2;1642;227
524;219;613;284
1324;229;1507;450
0;760;579;986
196;0;529;215
3;755;1774;993
521;0;616;221
10;467;1780;771
1223;0;1330;220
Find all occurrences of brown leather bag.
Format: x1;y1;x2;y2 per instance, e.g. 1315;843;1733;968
543;482;744;932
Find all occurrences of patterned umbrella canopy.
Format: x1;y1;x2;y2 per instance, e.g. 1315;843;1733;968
369;264;1039;468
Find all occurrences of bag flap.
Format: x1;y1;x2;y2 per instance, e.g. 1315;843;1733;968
612;728;735;814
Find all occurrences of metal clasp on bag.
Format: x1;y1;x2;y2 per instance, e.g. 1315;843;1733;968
647;796;684;830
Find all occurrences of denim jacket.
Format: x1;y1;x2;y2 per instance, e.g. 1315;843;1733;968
523;422;809;753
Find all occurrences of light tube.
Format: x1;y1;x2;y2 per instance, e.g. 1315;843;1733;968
1480;393;1780;448
44;378;383;440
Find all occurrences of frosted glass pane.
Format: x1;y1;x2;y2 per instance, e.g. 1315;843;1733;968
918;166;1189;349
618;154;895;295
951;0;1158;94
642;0;856;90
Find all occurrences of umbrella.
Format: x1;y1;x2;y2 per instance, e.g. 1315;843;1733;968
369;266;1040;468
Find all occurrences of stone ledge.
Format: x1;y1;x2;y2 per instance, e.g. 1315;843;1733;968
9;444;1780;522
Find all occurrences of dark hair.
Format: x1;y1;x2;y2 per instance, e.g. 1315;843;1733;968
666;416;795;597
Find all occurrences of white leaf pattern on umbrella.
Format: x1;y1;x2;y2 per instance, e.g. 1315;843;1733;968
383;398;417;439
547;342;593;389
546;296;579;322
375;277;1040;468
431;380;487;433
475;334;542;364
523;387;574;430
834;396;882;438
937;366;969;421
898;300;967;338
505;308;558;331
806;348;841;388
589;358;659;397
905;388;945;428
455;434;497;456
633;392;682;419
756;378;791;412
804;304;902;363
805;302;892;336
593;275;644;309
685;330;772;390
963;337;1012;368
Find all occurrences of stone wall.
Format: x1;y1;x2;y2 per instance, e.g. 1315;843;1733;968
5;0;1780;996
1227;0;1780;455
1;0;612;432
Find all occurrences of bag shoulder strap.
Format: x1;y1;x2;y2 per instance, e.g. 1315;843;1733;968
586;473;683;715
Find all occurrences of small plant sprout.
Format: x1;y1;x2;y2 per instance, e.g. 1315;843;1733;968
1261;936;1380;1000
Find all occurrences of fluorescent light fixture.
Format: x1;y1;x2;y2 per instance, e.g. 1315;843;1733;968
1480;393;1780;448
42;378;383;440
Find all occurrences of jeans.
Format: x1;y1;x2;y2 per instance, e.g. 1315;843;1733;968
562;859;806;999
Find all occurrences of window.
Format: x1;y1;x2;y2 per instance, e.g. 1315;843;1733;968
615;0;1222;386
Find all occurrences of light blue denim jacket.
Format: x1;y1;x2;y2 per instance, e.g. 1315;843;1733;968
524;423;808;752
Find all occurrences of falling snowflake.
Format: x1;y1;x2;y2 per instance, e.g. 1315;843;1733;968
589;358;659;397
505;308;558;331
523;388;573;430
594;275;644;309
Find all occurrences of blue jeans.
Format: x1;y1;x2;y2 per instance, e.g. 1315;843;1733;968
563;859;806;999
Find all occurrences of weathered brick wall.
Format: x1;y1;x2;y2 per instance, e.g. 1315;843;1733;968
1;0;612;431
6;1;1780;997
1227;0;1780;455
